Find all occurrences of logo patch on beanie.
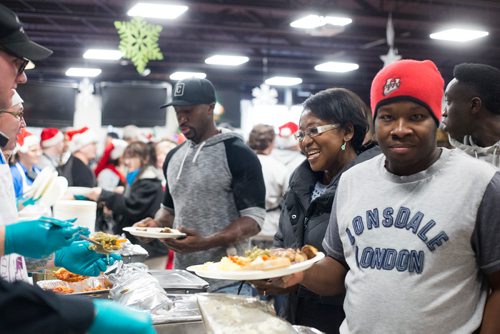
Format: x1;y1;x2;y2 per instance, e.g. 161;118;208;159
174;83;185;96
383;78;400;96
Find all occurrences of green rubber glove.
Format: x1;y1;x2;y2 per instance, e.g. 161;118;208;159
89;299;156;334
4;219;83;258
54;241;122;276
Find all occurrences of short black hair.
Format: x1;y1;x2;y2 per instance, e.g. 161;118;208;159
453;63;500;115
302;88;369;152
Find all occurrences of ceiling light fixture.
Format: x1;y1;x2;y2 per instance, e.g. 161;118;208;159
65;67;102;77
205;55;249;66
169;71;207;80
127;3;188;19
314;61;359;73
83;49;123;60
429;28;489;42
290;14;352;29
265;76;302;86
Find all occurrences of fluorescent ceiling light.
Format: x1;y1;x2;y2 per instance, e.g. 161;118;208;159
65;67;102;77
265;76;302;86
324;16;352;26
205;55;249;66
429;28;489;42
290;14;352;29
83;49;123;60
127;3;188;19
169;71;207;80
315;61;359;73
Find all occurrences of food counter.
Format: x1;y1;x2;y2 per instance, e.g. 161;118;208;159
37;266;324;333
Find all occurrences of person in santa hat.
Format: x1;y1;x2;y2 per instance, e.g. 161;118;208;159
58;126;97;187
38;127;65;170
271;121;305;180
94;138;128;191
9;128;42;199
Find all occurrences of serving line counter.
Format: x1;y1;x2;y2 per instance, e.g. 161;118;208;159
37;267;324;334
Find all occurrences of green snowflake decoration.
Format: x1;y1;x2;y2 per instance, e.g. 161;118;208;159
115;17;163;74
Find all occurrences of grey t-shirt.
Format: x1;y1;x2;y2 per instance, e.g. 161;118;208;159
323;148;500;333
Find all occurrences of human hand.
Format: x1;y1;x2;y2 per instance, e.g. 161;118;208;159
4;218;84;258
163;227;204;253
88;299;156;334
250;278;298;296
132;218;160;244
54;241;121;276
134;217;160;228
84;187;102;202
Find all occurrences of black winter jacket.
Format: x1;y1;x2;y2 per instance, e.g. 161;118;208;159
98;166;167;257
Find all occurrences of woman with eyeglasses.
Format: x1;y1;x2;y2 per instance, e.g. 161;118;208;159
253;88;380;334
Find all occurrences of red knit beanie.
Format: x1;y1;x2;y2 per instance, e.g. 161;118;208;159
370;59;444;125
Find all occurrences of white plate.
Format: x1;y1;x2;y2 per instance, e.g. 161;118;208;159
123;227;187;239
39;176;68;207
30;167;57;199
187;252;325;280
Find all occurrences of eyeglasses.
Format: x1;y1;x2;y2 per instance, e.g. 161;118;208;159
0;109;24;121
294;124;340;142
0;47;29;76
14;57;29;76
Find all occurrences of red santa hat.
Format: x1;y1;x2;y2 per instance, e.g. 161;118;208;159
40;128;64;148
66;126;97;153
16;128;40;153
110;139;128;160
278;122;299;137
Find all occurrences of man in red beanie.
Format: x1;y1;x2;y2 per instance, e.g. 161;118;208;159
38;127;65;169
266;59;500;333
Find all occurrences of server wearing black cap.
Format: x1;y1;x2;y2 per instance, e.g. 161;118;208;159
0;4;155;334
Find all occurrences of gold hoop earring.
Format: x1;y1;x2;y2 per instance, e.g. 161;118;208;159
341;141;347;151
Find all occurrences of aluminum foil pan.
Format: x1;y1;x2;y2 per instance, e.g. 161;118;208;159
197;293;296;334
152;294;202;324
37;276;112;295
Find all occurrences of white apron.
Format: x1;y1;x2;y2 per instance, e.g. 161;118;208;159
0;152;29;283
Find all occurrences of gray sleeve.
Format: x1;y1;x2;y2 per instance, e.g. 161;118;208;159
322;195;346;263
472;171;500;274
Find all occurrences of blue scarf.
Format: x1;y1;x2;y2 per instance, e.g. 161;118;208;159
126;169;140;186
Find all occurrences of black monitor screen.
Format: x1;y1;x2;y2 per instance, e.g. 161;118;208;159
17;82;77;128
100;82;168;127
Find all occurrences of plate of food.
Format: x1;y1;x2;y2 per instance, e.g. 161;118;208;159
187;245;324;280
37;275;112;295
123;226;186;239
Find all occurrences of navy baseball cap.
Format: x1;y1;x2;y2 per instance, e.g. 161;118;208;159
0;4;53;61
161;78;216;108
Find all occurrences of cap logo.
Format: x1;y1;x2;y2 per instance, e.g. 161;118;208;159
383;78;400;96
174;83;185;96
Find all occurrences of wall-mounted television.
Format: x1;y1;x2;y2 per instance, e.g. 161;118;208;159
17;81;77;128
100;82;169;127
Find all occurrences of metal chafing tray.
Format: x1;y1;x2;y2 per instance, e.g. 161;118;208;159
37;276;111;297
149;269;209;294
